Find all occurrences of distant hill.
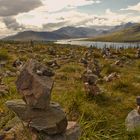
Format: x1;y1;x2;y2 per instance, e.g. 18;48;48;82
107;22;137;33
2;26;101;41
88;23;140;42
53;26;101;38
2;30;70;41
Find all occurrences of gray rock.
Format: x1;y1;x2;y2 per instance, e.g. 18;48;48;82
6;99;67;135
82;73;98;85
16;59;54;109
32;121;80;140
104;72;119;82
125;109;140;132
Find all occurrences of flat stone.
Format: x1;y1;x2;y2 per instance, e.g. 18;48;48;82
6;99;67;135
32;121;80;140
16;59;54;109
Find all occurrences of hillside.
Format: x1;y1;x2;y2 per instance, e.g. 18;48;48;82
53;26;100;38
2;30;70;41
88;24;140;42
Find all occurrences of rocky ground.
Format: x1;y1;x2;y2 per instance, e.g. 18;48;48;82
0;41;140;139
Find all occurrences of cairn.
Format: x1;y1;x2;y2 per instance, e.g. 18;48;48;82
101;47;112;58
82;70;101;96
136;48;140;58
5;59;80;140
87;59;101;77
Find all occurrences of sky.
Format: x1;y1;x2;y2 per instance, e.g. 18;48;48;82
0;0;140;37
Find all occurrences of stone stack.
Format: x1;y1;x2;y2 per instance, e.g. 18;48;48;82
82;70;101;96
136;48;140;58
6;59;80;140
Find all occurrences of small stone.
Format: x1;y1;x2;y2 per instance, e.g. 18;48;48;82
104;72;119;82
13;59;23;68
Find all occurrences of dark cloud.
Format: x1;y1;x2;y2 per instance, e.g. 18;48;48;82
94;17;108;21
43;21;68;30
3;17;25;30
0;0;42;17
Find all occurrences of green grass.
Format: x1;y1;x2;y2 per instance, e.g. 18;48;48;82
0;41;140;139
0;49;9;61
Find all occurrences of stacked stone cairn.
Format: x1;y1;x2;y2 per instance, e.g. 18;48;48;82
101;47;112;58
6;59;80;140
81;50;101;96
136;48;140;58
82;69;101;96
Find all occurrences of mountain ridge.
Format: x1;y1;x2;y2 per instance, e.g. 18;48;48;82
2;22;138;41
87;23;140;42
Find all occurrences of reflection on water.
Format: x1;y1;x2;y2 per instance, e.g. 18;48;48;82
56;39;140;48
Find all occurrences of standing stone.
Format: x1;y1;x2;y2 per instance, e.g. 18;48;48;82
16;59;54;109
82;71;101;96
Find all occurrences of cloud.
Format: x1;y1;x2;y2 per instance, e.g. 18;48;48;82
40;9;132;31
3;17;25;30
121;2;140;12
1;0;140;36
14;6;140;32
40;0;101;12
0;0;42;17
43;21;68;31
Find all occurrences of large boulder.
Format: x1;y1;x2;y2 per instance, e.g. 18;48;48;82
16;59;54;109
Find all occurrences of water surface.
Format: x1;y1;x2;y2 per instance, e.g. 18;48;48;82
56;39;140;48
